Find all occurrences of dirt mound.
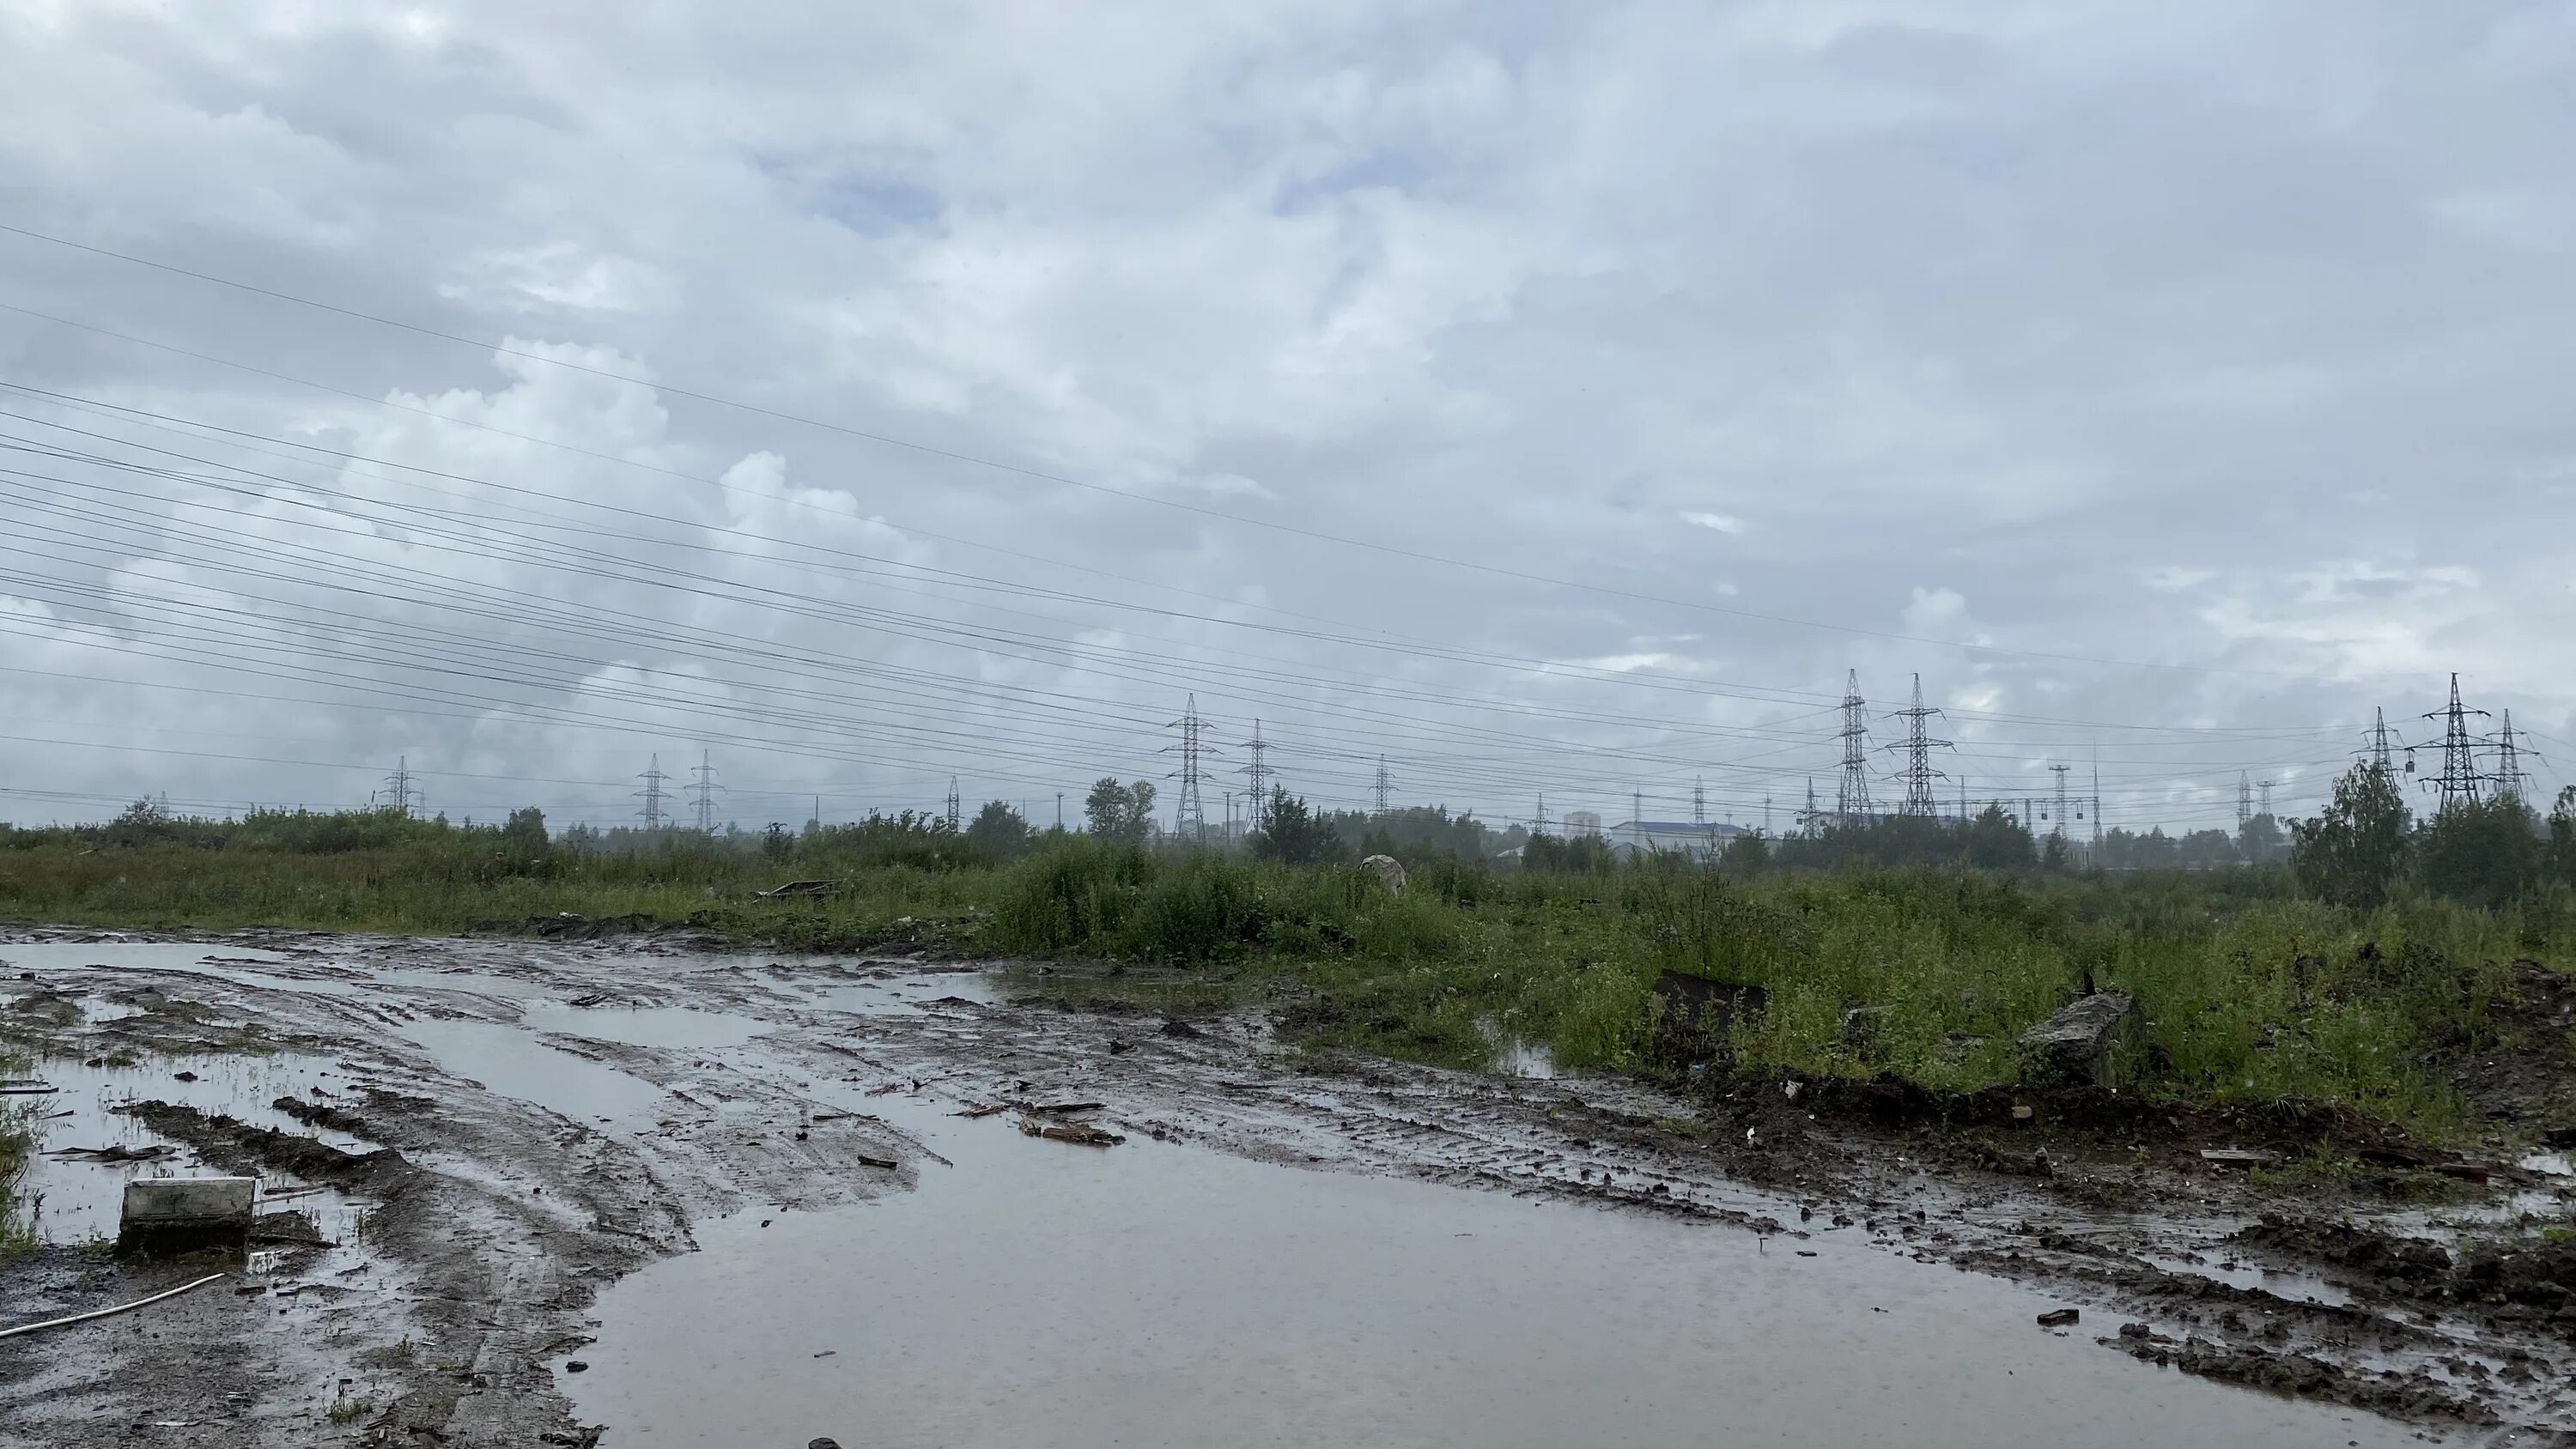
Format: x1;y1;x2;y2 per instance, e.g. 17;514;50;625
2230;1216;2454;1294
2458;1237;2576;1312
2103;1324;2500;1425
269;1094;379;1138
114;1100;414;1191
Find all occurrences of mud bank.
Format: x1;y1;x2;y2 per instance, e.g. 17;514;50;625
1;928;2569;1446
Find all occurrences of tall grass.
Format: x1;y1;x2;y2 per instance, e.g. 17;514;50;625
0;836;2555;1136
1;1044;33;1259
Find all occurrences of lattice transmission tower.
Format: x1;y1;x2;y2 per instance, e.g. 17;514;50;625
1374;756;1394;815
635;755;669;828
1166;694;1216;842
377;757;421;817
2421;673;2491;814
2494;709;2532;799
688;750;724;832
1883;673;1951;816
1238;718;1274;830
1836;670;1875;823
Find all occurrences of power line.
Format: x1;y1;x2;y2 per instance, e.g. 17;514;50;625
0;227;2372;680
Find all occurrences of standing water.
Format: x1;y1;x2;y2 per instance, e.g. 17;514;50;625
568;1092;2423;1448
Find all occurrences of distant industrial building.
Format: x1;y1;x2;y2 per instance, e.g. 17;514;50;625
1606;818;1755;863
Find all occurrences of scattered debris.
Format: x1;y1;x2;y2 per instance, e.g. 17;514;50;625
953;1103;1008;1119
1019;1118;1124;1148
47;1143;178;1163
564;1361;590;1373
2199;1149;2282;1168
854;1155;898;1170
756;880;836;900
1108;1040;1135;1055
0;1271;230;1340
1360;853;1407;897
0;1082;59;1095
1020;1101;1106;1115
568;993;612;1009
2036;1308;2081;1328
1650;970;1766;1063
172;1070;199;1082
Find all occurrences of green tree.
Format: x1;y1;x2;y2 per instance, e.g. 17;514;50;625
2289;763;2409;907
1963;804;2037;870
1723;831;1771;876
966;799;1031;858
500;806;550;856
2417;792;2542;909
761;822;793;863
2548;786;2576;887
1249;787;1343;865
1083;778;1157;844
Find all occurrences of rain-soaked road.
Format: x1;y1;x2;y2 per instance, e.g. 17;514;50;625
2;928;2567;1446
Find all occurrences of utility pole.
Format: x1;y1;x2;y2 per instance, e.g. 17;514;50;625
1762;793;1771;837
1373;756;1394;815
1166;694;1214;843
1055;793;1063;830
1631;789;1643;830
2494;709;2530;799
1238;718;1274;831
2421;673;2491;814
1223;791;1233;841
1801;778;1819;834
636;755;669;828
687;750;723;833
1957;773;1970;825
1837;669;1874;824
2090;754;2103;855
1884;673;1950;817
2050;763;2073;845
945;776;962;833
379;757;421;817
1535;793;1547;834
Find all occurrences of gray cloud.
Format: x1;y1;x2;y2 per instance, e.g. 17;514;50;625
0;0;2569;831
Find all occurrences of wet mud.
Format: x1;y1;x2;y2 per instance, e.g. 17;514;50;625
0;927;2568;1446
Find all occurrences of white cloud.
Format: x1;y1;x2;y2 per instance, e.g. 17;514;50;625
1680;512;1745;535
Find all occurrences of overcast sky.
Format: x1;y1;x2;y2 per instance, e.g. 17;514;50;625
0;1;2569;834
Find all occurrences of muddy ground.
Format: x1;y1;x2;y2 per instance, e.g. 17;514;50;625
1;926;2571;1446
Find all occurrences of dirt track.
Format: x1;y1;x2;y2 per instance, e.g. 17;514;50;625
2;927;2571;1446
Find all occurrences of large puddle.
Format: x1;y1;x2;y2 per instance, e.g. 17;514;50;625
568;1094;2421;1448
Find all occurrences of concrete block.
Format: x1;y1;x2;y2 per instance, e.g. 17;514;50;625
117;1176;256;1258
2019;992;2146;1088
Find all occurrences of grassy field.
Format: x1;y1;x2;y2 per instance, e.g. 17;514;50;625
2;832;2564;1147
